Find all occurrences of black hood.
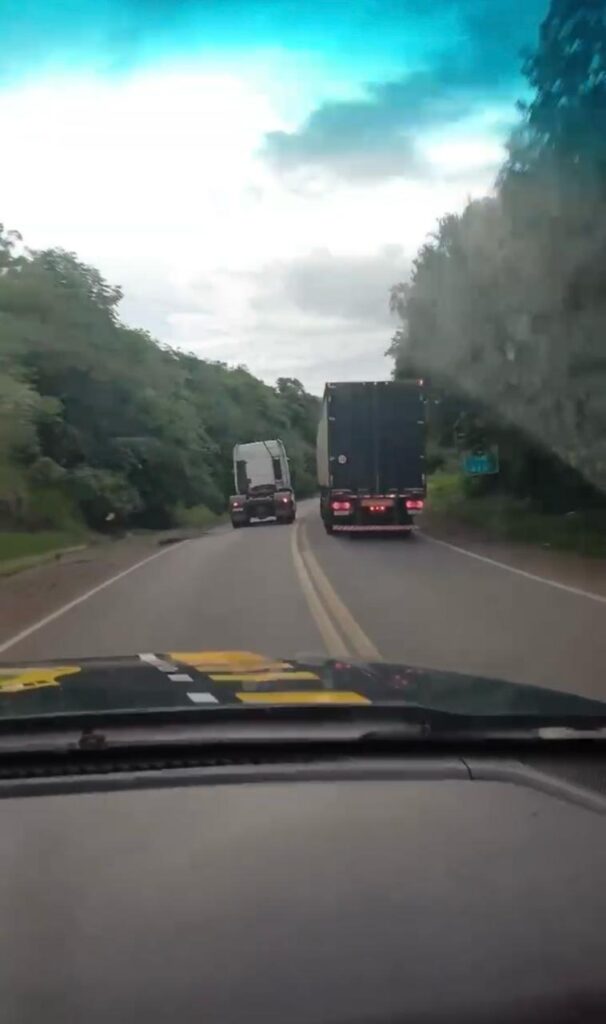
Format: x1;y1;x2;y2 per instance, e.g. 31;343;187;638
0;649;604;722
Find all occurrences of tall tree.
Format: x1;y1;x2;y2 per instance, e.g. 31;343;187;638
0;227;320;532
505;0;606;186
389;0;606;504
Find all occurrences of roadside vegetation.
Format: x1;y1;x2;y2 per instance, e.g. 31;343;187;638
0;235;319;559
390;0;606;557
0;529;89;568
427;472;606;558
173;504;226;531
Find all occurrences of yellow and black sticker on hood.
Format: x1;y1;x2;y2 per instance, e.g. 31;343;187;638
0;650;601;718
0;651;377;713
166;650;370;705
0;665;81;694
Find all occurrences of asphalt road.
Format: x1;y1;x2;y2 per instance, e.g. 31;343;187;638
3;500;606;699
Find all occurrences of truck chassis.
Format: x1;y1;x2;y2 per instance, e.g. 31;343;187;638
230;486;296;528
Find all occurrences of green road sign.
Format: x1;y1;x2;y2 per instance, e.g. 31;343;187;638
462;448;499;476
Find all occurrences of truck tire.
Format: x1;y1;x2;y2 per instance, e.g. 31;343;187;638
232;520;242;529
324;520;334;535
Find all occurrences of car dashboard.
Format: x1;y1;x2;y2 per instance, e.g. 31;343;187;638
0;751;605;1024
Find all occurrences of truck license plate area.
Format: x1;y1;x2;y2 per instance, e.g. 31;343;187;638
361;498;394;508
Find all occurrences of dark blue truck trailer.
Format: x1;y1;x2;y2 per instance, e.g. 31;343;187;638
317;380;426;535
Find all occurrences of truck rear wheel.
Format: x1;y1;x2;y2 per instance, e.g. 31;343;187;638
324;521;334;535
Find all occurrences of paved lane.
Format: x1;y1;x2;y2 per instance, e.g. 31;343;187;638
304;508;606;699
3;499;606;701
3;514;323;662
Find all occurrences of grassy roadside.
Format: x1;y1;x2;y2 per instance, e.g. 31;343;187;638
0;530;91;565
174;504;225;530
0;505;226;577
0;529;93;577
426;473;606;558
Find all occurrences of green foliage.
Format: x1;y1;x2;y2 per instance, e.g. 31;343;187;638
0;530;87;567
27;457;67;486
428;472;606;557
67;468;142;530
22;485;80;532
0;229;319;533
174;504;221;530
390;0;606;514
504;0;606;187
426;471;466;509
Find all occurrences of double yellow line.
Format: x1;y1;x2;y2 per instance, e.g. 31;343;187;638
291;519;381;661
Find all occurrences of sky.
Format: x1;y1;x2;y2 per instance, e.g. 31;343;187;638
0;0;548;393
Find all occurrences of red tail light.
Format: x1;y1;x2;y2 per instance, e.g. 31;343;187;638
369;505;386;512
331;500;352;512
406;499;424;511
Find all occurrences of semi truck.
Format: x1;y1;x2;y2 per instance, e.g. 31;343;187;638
229;439;296;528
317;380;426;535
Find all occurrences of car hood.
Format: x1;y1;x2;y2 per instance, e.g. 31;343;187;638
0;649;605;722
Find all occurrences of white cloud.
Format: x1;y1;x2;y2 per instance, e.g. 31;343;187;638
0;68;502;389
253;247;407;324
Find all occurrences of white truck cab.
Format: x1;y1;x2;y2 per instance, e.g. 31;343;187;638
230;440;295;528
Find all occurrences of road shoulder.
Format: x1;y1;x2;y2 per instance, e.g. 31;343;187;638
422;516;606;599
0;534;192;651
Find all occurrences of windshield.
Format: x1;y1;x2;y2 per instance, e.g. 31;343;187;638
0;0;605;725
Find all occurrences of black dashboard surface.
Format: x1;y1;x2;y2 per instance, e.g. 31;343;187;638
1;770;605;1023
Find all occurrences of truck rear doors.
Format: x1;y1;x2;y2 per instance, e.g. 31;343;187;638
327;381;424;493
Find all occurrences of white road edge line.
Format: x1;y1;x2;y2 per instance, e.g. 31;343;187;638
0;543;183;656
423;534;606;605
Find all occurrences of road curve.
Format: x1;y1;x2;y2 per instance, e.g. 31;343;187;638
2;500;606;700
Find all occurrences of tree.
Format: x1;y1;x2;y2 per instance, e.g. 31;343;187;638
0;227;320;530
505;0;606;186
389;0;606;506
